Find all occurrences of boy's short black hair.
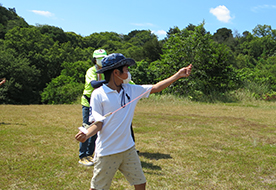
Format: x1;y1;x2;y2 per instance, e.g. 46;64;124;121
103;65;124;82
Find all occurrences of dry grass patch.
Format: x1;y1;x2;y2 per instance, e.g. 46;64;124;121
1;98;276;189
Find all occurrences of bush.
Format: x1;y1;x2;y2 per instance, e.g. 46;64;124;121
41;75;83;104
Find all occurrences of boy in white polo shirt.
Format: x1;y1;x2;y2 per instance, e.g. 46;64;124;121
75;53;192;190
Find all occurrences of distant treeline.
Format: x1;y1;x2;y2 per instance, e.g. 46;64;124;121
0;5;275;104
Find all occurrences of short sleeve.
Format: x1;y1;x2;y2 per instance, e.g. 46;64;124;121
89;89;103;123
127;84;152;100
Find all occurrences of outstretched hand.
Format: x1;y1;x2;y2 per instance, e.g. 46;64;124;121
178;64;193;78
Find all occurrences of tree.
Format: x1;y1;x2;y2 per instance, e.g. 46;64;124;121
4;26;93;103
60;60;91;83
165;26;181;39
41;60;91;104
213;28;237;51
4;27;62;96
41;75;83;104
253;24;272;37
66;32;85;48
255;56;276;91
151;24;239;98
0;47;39;104
130;60;157;85
37;24;68;44
186;23;196;31
0;5;28;39
127;30;157;47
235;31;254;56
213;28;233;43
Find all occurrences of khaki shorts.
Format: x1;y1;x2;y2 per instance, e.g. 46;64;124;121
91;146;146;189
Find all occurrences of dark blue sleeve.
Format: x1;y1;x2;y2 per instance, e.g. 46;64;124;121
90;80;106;88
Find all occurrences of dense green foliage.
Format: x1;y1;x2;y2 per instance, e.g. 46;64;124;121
0;5;275;104
152;25;237;97
0;5;28;39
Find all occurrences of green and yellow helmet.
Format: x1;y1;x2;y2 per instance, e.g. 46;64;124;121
93;49;107;67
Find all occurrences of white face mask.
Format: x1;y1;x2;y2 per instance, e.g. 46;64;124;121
96;57;103;67
117;71;131;84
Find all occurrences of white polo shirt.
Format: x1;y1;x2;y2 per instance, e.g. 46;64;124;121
89;83;152;157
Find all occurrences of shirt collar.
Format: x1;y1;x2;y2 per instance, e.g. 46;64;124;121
102;84;118;94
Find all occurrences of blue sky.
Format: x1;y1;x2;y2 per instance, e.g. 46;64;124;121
1;0;276;39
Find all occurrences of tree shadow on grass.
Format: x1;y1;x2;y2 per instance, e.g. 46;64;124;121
139;152;172;175
141;161;162;173
139;152;172;171
141;161;162;171
139;152;172;160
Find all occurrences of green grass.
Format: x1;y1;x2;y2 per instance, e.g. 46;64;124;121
1;97;276;190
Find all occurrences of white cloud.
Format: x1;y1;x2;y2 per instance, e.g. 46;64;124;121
151;30;167;39
251;4;276;12
153;30;166;35
210;5;233;23
31;10;55;17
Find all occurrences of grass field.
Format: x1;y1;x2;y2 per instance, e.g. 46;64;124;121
1;96;276;190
